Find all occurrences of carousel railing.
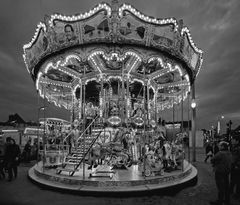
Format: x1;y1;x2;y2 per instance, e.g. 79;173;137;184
70;128;103;176
63;128;76;143
56;114;103;176
76;114;100;143
70;114;103;176
40;144;69;168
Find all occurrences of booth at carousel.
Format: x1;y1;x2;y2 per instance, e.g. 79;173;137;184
24;0;202;193
38;118;71;167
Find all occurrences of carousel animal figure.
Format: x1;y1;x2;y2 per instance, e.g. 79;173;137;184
87;128;133;169
170;141;178;168
139;146;164;177
174;133;185;165
162;141;172;171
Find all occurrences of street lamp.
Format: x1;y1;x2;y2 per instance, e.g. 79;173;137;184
191;83;196;162
217;115;224;135
191;99;196;109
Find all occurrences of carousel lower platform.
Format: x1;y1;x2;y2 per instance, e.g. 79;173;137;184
28;160;197;196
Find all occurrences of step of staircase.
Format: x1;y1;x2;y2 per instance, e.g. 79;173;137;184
57;126;103;176
56;167;79;175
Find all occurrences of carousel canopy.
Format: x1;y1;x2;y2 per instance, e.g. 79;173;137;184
23;0;203;111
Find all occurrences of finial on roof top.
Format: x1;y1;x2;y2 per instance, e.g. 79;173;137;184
111;0;119;11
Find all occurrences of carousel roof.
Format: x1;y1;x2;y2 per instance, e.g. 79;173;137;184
23;0;203;111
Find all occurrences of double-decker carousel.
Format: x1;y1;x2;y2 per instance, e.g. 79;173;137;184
24;0;202;194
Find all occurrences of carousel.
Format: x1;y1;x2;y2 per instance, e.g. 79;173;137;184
24;0;202;193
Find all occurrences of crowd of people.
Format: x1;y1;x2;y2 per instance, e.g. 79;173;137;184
0;137;40;182
205;138;240;205
0;137;21;181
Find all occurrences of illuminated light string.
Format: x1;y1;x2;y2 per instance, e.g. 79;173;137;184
108;116;121;125
181;27;203;55
128;57;141;74
106;75;122;81
148;57;165;69
85;77;98;85
180;27;203;78
22;4;203;82
22;54;31;74
46;94;69;110
71;78;81;91
88;50;142;74
101;51;141;62
41;55;81;76
88;56;103;73
72;84;81;99
51;93;72;97
23;22;46;51
149;57;183;79
99;96;103;117
22;22;46;74
36;54;81;95
157;81;190;89
48;3;112;27
61;54;81;67
129;78;144;86
56;54;81;78
32;54;81;77
152;73;190;110
195;54;203;77
36;72;43;91
39;80;71;88
155;83;190;111
119;4;178;32
149;85;156;94
156;89;188;111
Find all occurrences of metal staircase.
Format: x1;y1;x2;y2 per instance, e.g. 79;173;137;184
56;116;103;176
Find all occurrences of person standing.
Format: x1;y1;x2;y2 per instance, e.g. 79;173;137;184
0;154;5;179
213;141;219;155
230;137;240;199
210;141;232;205
4;137;21;181
23;140;32;163
204;142;213;163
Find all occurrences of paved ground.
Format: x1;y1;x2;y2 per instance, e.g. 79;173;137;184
0;148;239;205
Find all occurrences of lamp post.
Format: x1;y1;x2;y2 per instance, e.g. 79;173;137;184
217;115;224;135
191;83;196;162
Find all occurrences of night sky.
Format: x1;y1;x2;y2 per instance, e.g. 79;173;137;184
0;0;240;131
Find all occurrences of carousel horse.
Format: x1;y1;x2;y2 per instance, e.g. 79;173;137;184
139;147;163;176
174;133;185;163
163;141;172;160
162;141;172;170
170;141;178;167
88;128;133;168
88;142;132;168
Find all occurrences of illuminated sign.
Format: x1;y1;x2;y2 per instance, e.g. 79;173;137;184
2;130;19;132
108;116;121;125
133;117;144;126
165;123;181;129
24;128;44;135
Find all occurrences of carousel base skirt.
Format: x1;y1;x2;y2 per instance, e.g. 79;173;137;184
28;160;197;195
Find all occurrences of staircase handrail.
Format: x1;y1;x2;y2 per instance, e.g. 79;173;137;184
63;114;99;143
70;126;104;176
76;114;99;143
63;127;75;142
